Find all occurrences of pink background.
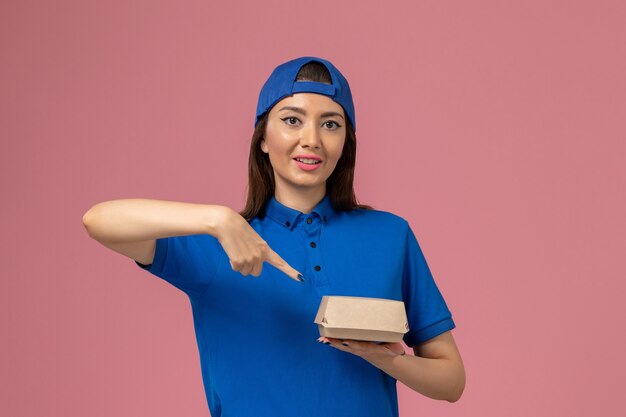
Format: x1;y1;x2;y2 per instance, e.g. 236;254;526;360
1;0;625;416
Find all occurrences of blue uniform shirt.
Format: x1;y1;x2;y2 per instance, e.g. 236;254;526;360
136;193;456;417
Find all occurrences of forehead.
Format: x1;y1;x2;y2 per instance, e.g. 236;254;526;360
270;92;344;115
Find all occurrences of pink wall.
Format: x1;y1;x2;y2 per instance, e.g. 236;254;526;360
1;0;624;416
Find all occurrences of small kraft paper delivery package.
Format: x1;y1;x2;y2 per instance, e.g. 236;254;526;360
314;296;410;343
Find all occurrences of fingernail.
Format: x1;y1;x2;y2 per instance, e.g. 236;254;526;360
297;273;305;282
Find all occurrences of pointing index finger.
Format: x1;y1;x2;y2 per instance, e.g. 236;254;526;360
265;247;304;283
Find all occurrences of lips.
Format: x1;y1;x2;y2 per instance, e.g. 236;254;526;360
293;158;323;171
293;158;321;164
292;154;323;162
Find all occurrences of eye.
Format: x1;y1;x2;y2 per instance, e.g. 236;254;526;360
323;120;342;129
281;116;300;126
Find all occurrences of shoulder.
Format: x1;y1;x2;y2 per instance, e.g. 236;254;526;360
346;207;410;232
165;233;224;253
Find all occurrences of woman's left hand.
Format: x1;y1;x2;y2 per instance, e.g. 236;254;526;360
317;336;406;362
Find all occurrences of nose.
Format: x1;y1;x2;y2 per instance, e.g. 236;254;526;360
299;121;322;148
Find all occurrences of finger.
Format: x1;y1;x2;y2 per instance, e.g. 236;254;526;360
265;247;304;283
383;343;407;356
323;337;349;347
338;339;364;348
325;338;354;352
235;255;254;276
239;252;262;277
317;336;331;345
225;237;246;273
250;260;263;277
245;243;266;277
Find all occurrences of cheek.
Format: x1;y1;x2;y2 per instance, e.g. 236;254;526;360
264;141;293;167
263;131;288;153
329;141;346;160
266;132;296;152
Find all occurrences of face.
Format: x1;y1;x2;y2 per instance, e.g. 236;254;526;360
261;92;346;197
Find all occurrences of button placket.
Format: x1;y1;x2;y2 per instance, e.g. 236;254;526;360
303;214;327;287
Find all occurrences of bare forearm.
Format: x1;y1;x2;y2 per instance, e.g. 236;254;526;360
366;353;465;402
82;199;226;242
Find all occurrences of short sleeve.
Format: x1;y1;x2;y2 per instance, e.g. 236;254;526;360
401;224;456;347
134;234;224;296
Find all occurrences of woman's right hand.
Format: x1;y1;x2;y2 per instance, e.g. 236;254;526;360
212;206;304;283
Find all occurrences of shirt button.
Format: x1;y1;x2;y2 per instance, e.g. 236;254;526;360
310;242;316;248
306;217;313;224
285;221;290;227
314;265;321;271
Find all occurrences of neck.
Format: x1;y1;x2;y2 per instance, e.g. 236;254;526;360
274;187;326;214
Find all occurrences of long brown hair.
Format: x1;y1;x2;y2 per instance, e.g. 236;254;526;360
238;60;374;221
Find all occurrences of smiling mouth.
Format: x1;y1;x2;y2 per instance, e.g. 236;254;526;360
293;158;322;165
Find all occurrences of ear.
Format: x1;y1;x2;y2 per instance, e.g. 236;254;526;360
260;138;268;153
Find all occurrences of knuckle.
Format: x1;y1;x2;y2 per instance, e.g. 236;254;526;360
257;245;269;258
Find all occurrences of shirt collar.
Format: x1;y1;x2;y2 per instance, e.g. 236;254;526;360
264;193;337;230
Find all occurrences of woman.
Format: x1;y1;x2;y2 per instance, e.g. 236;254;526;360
83;56;465;416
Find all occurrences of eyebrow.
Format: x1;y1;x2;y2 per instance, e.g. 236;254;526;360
278;106;345;120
